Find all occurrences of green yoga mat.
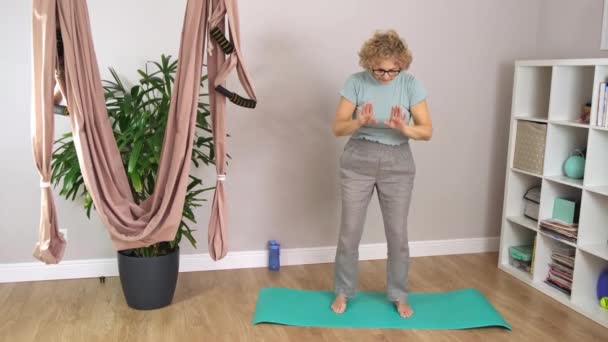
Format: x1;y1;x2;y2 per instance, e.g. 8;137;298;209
252;287;511;330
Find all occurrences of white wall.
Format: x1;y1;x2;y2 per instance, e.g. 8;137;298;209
536;0;608;59
1;0;544;263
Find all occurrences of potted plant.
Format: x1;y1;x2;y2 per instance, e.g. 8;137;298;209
51;54;215;310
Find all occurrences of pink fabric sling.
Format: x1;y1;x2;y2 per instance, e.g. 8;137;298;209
31;0;256;264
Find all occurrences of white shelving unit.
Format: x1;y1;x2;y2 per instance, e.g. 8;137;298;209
499;59;608;328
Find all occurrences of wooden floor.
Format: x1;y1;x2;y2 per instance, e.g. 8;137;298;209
1;252;606;341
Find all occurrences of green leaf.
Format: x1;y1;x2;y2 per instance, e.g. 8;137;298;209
130;172;143;193
187;177;202;191
182;206;196;223
127;141;143;174
180;223;197;248
84;193;93;218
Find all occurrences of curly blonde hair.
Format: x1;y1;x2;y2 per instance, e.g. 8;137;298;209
358;30;413;70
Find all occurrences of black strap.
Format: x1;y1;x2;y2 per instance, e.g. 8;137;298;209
210;27;234;55
209;27;256;108
215;85;256;109
54;104;68;116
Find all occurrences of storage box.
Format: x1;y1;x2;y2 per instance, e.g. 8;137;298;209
552;197;580;224
513;121;547;175
509;245;533;272
523;186;541;221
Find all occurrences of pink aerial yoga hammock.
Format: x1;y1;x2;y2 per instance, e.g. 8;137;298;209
31;0;256;264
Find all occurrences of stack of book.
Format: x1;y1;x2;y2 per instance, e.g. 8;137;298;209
544;245;575;295
539;218;578;242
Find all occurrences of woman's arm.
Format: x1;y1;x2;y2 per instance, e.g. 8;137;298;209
332;98;376;136
402;99;433;141
385;100;433;141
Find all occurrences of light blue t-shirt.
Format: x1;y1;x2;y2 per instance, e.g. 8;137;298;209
339;71;427;145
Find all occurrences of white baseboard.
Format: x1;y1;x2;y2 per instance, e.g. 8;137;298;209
0;237;498;283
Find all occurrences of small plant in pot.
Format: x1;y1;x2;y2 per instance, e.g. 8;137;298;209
51;54;215;310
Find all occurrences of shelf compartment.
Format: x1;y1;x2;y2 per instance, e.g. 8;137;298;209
539;179;583;222
512;120;547;175
570;249;608;326
577;190;608;258
500;221;536;280
513;66;552;120
543;124;588;180
584;129;608;187
504;171;542;219
548;65;594;123
532;233;576;298
591;65;608;128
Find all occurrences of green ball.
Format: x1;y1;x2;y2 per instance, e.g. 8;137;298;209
601;297;608;309
564;155;585;179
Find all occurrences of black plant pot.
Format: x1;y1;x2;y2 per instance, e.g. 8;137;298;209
117;246;180;310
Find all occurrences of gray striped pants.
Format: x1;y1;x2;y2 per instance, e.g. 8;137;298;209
333;137;416;303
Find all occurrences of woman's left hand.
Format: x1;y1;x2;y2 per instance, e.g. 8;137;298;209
384;105;407;131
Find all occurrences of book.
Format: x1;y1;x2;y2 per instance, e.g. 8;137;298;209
539;219;578;242
598;82;607;127
544;245;575;296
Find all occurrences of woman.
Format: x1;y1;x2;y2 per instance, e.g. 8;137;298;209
331;30;432;318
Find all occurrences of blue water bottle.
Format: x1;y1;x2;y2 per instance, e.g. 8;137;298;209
268;240;280;271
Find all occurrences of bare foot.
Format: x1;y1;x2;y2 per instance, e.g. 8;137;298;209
331;294;347;314
395;301;413;318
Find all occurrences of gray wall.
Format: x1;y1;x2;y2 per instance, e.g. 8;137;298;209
536;0;608;59
3;0;599;264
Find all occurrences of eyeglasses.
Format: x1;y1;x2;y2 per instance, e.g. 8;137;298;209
372;69;401;77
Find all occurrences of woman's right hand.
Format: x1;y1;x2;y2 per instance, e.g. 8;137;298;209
357;103;377;126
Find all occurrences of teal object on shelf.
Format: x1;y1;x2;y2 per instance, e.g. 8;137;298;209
563;149;585;179
552;197;579;224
